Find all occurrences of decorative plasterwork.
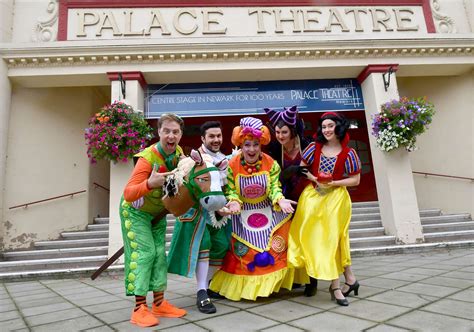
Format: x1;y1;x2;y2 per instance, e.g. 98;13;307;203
430;0;456;33
32;0;59;42
4;45;472;68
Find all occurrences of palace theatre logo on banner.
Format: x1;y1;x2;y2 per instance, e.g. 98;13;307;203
57;0;436;40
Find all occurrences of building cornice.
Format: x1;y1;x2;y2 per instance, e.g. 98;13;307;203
2;36;472;69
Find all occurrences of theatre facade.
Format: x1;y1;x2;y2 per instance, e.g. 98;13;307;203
0;0;472;256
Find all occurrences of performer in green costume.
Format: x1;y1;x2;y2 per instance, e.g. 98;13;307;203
120;113;187;328
168;121;231;314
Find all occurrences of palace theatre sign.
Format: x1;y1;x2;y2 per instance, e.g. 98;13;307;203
58;0;435;41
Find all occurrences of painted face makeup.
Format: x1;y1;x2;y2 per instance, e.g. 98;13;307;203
242;139;261;164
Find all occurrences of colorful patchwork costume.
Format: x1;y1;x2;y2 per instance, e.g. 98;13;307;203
210;117;304;301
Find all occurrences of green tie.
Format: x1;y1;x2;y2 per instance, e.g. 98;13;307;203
156;142;176;171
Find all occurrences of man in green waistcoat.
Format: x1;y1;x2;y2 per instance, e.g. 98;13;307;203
119;113;187;328
167;121;231;314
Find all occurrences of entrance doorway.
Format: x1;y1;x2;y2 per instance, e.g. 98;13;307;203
146;79;378;202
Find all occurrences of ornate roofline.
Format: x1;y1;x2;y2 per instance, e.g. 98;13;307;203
3;37;472;68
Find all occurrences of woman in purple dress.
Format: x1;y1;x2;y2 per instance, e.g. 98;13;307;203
264;106;317;296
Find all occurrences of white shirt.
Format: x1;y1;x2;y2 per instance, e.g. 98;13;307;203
199;144;228;186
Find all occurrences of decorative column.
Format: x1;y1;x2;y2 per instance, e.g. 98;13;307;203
107;72;147;261
0;0;13;250
357;65;424;244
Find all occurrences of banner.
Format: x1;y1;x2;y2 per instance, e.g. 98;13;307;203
146;79;364;118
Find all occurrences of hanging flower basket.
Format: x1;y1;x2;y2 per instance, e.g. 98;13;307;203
85;101;154;163
371;97;434;152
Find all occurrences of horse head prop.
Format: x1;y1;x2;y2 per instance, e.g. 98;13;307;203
162;149;228;217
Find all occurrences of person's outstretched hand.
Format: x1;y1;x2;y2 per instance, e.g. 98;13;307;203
278;198;297;214
217;206;233;216
147;164;172;189
300;168;317;183
226;201;241;214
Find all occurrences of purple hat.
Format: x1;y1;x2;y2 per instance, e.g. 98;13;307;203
240;117;263;130
264;105;298;127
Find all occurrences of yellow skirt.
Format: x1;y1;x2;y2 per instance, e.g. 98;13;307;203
288;184;352;281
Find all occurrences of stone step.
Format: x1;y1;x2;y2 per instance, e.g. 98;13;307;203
419;209;442;217
0;264;123;281
349;220;383;229
0;256;107;273
2;246;108;261
350;212;380;222
94;217;109;224
350;209;441;222
350;235;397;248
424;230;474;243
35;238;109;249
351;240;474;257
351;207;380;215
352;201;379;208
87;224;109;231
349;227;385;238
423;221;474;233
61;230;109;239
420;214;471;225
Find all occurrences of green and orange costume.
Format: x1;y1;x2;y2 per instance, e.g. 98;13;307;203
120;143;183;296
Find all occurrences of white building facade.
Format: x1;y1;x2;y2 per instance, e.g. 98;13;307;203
0;0;472;255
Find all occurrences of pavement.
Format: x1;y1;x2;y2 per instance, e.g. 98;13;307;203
0;248;473;332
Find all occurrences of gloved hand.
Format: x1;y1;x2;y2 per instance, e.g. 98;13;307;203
282;165;300;180
297;166;310;176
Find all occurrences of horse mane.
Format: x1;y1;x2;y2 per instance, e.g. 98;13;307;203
162;154;213;199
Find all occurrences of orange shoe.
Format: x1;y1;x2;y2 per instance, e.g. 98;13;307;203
130;304;159;327
152;300;187;318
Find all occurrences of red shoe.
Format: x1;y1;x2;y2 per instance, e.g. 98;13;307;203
130;304;159;327
152;300;187;318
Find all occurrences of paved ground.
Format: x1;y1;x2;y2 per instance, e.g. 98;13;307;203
0;248;473;331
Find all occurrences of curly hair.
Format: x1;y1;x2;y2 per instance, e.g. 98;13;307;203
231;125;271;146
315;113;349;144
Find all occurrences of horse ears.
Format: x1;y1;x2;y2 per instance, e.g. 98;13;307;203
215;158;228;171
190;149;204;165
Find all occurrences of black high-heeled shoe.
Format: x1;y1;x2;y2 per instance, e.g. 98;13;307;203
304;277;318;297
329;287;349;306
342;280;360;297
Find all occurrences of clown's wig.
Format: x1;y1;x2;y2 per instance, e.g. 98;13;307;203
231;117;271;146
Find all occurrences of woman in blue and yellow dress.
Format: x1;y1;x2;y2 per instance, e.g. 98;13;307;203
288;112;361;306
209;117;303;301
